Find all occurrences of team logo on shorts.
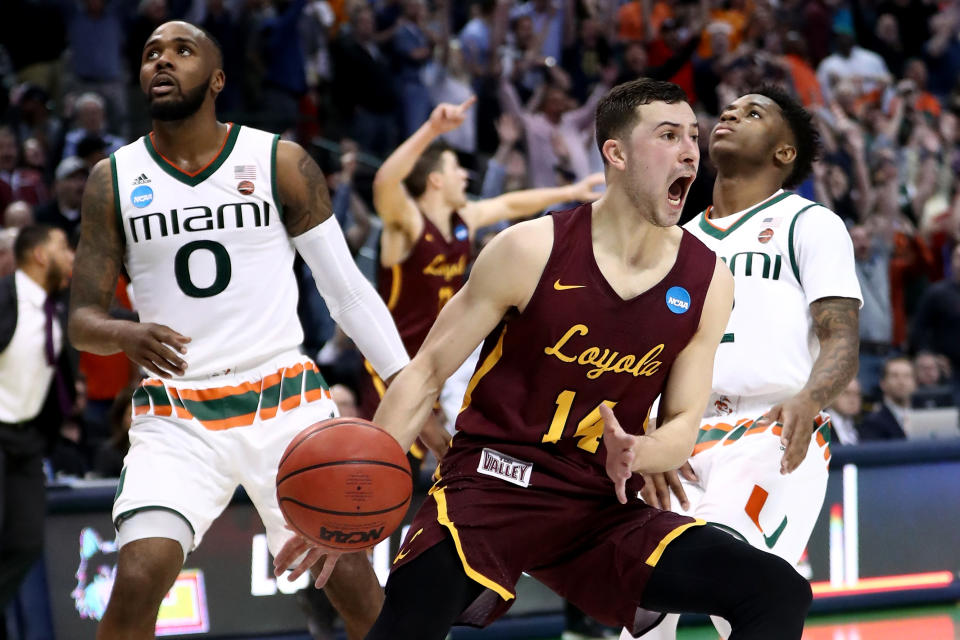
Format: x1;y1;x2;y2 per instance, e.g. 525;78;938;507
714;395;734;415
758;228;774;244
454;224;469;241
237;180;255;195
130;185;154;208
665;286;691;314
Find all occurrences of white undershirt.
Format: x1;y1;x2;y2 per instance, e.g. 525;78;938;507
0;270;60;423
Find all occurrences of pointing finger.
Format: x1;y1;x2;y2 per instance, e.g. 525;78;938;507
458;95;478;112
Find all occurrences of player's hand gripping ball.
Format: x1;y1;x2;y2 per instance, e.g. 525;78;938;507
276;418;412;551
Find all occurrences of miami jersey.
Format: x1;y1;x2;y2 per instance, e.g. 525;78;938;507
111;124;302;378
450;204;716;496
685;190;861;403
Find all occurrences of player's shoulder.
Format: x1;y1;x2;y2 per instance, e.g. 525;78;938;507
469;217;553;307
778;192;837;220
234;123;279;144
780;193;847;235
486;215;554;258
475;217;554;282
110;134;149;163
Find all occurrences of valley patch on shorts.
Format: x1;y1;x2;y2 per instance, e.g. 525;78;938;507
391;443;703;629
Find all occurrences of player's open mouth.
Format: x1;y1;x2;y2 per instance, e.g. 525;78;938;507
667;176;693;208
150;74;177;95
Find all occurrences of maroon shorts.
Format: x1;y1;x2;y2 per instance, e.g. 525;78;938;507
391;444;703;629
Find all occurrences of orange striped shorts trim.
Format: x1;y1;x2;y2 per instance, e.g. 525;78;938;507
131;360;332;431
692;414;832;462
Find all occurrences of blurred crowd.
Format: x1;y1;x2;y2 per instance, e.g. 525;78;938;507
2;0;960;480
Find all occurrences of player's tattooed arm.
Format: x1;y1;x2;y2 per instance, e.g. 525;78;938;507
68;159;125;352
276;140;334;237
68;159;190;377
805;296;861;409
766;296;859;474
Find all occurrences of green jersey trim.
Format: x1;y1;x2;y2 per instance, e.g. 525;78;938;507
143;123;241;187
271;134;284;220
697;191;792;240
788;204;818;284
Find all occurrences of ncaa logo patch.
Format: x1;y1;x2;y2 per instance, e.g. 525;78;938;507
454;224;469;241
665;286;691;314
130;185;154;208
758;228;774;243
237;180;255;195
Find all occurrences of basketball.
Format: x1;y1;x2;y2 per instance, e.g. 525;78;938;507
276;418;412;551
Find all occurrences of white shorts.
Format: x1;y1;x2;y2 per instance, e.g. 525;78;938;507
113;350;338;556
673;410;832;565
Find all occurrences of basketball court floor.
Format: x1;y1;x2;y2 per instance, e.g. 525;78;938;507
671;603;960;640
438;603;960;639
398;602;960;640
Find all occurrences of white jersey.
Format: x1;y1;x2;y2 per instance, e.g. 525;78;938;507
684;190;862;404
111;124;302;379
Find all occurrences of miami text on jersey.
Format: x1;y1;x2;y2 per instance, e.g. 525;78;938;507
127;201;275;243
722;251;783;280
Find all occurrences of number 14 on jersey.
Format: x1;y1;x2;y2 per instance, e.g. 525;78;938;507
541;390;618;454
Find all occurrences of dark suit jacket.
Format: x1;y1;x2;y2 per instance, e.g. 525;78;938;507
857;404;907;441
0;273;75;441
0;273;16;351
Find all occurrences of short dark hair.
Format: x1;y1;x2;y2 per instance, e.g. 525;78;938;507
404;142;453;198
882;355;913;379
595;78;689;160
749;85;820;188
14;224;54;266
197;25;224;69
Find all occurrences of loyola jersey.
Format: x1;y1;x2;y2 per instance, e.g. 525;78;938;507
449;204;716;495
111;124;302;378
685;190;861;404
378;211;470;356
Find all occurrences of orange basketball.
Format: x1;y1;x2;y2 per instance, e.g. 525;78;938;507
276;418;412;551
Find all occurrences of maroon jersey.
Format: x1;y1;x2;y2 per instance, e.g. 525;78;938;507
449;203;716;496
378;211;471;356
390;204;718;623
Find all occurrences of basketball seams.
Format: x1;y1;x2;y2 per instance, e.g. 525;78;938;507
276;459;412;485
277;496;411;517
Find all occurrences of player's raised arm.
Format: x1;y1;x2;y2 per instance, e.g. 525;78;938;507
373;98;476;233
603;257;733;503
68;158;191;378
275;140;410;382
460;173;606;230
373;217;553;451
